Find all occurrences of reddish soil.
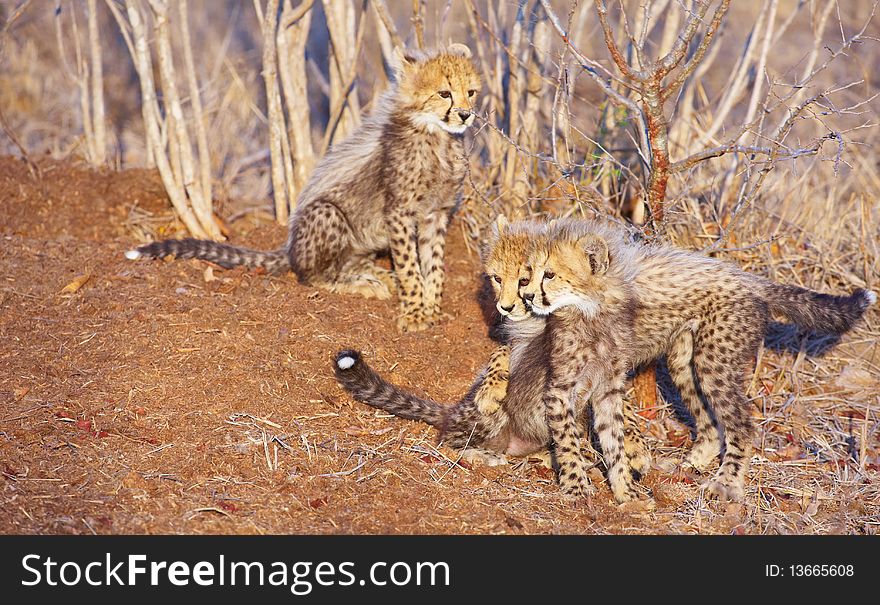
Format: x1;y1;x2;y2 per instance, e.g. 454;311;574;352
0;156;877;534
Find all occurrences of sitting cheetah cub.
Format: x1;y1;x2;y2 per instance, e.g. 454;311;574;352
334;217;650;480
520;217;875;503
127;45;481;332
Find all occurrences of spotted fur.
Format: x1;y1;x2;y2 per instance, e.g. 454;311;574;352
521;217;874;502
334;218;651;479
127;45;480;333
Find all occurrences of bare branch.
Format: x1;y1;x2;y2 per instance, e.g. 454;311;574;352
149;0;219;238
538;0;641;114
119;0;208;238
256;0;290;224
86;0;106;164
594;0;643;81
322;0;363;145
654;0;713;77
179;0;211;213
742;0;778;143
671;142;821;174
320;0;367;155
411;0;424;49
662;0;731;101
371;0;402;48
278;0;315;197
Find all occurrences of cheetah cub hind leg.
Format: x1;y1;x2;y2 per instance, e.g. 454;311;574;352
320;257;397;300
316;275;392;300
474;345;511;415
622;398;652;479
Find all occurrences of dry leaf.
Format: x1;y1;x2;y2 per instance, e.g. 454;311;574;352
534;465;554;480
60;273;91;294
203;266;217;283
218;501;238;513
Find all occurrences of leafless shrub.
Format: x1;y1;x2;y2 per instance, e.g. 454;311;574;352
107;0;220;239
3;1;877;252
53;0;107;165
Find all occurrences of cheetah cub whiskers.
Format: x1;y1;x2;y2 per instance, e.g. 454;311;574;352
127;45;481;332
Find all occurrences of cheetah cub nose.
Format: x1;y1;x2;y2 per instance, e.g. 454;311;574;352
458;110;472;122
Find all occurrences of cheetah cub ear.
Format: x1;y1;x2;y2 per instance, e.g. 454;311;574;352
390;46;423;81
447;42;472;58
577;234;610;275
482;214;508;262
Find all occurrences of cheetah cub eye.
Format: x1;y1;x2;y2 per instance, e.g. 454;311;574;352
543;270;556;280
518;277;530;287
438;90;452;99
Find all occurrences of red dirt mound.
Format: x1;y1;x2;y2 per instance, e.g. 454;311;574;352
0;156;876;534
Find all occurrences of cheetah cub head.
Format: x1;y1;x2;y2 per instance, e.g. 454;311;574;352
482;215;546;321
394;44;481;135
520;223;611;319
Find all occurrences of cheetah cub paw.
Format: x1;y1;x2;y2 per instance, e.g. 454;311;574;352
396;308;433;333
474;379;507;415
704;479;744;502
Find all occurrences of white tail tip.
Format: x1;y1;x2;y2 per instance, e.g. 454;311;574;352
336;356;356;370
124;249;141;260
865;290;877;305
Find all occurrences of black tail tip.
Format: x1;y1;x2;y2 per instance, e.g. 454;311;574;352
334;350;361;373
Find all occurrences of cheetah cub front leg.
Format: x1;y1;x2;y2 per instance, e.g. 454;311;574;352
387;210;433;332
474;346;510;415
419;209;453;322
543;374;595;500
622;398;652;478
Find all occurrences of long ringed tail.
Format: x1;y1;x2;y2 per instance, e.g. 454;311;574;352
125;238;289;274
334;350;447;428
762;281;875;334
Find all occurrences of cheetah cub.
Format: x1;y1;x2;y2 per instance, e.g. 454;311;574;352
520;218;875;502
334;217;651;479
127;45;481;332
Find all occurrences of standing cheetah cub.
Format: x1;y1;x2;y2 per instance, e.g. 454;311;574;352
520;218;874;502
127;45;481;332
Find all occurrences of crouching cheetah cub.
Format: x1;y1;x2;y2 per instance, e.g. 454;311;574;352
520;217;875;502
334;217;650;478
127;45;481;333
